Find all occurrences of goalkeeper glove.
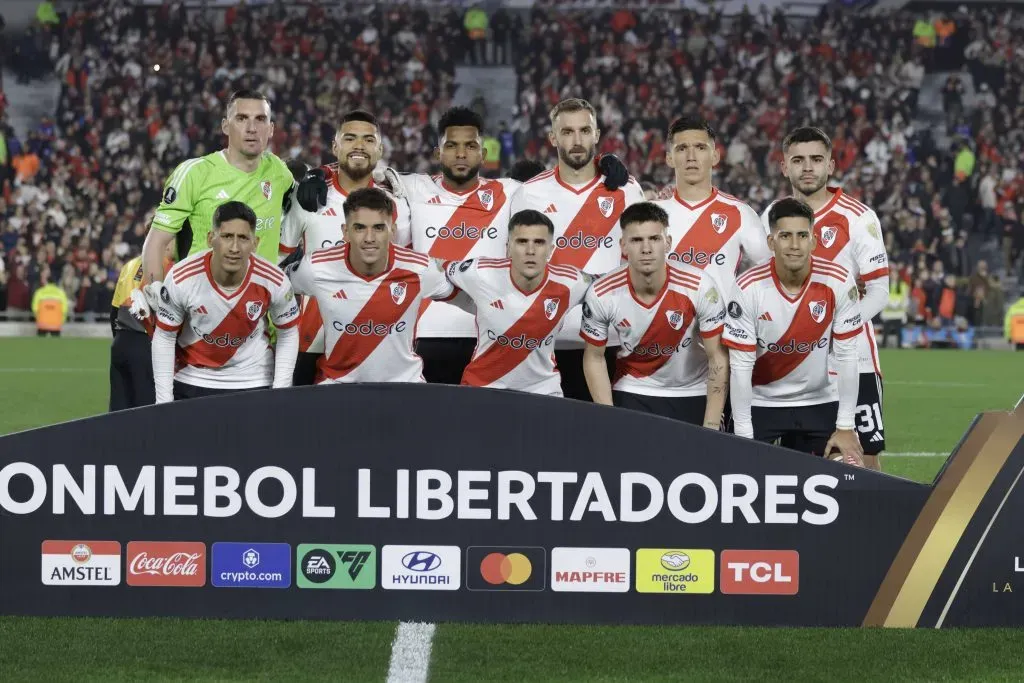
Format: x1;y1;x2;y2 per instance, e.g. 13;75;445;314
297;168;328;212
372;166;408;198
598;154;630;191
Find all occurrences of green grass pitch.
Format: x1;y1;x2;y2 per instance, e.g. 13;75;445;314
1;339;1022;682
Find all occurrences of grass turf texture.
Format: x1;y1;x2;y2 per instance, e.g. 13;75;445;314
1;338;1021;682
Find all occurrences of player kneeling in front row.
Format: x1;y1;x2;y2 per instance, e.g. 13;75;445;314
443;209;591;396
285;188;456;383
722;198;864;464
152;201;301;402
580;202;729;427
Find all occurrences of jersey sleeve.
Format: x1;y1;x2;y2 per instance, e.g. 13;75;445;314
507;182;532;216
738;204;772;269
695;271;727;338
285;256;316;297
392;195;413;248
623;178;647;208
424;258;457;301
579;285;611;346
151;158;203;235
569;269;592;306
270;278;301;329
832;277;864;341
399;173;435;204
279;201;309;256
852;210;889;282
759;203;773;237
443;258;481;296
154;273;187;332
721;284;757;352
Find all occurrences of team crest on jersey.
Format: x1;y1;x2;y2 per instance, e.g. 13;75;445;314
543;297;560;321
246;300;264;321
390;282;408;305
597;196;614;218
820;226;838;248
666;310;684;331
808;300;827;324
710;213;728;234
261;181;272;201
477;189;494;212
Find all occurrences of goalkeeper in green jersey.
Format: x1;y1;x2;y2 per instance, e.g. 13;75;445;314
141;89;298;293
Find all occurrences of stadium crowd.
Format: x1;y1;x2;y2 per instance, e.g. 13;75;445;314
0;1;1021;346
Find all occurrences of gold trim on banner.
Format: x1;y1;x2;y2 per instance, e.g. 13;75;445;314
864;401;1024;628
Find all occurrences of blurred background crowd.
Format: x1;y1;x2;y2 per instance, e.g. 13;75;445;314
0;0;1021;348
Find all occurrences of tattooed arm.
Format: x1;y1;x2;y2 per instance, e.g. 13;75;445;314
702;333;729;430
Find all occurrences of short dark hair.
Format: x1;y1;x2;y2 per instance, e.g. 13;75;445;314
340;109;378;129
667;115;716;142
782;126;832;154
226;89;271;116
508;209;554;236
213;201;257;232
767;197;815;230
507;159;546;183
343;187;394;220
437;106;484;138
619;202;669;232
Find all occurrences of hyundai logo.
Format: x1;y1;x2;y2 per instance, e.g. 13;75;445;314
402;551;442;572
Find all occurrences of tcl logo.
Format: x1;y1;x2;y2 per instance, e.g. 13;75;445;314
126;541;206;587
555;232;615;250
720;550;799;595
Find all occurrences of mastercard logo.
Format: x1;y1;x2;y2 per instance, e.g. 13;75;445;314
479;552;532;586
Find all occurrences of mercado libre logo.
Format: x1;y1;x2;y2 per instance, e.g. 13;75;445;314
466;546;546;592
635;549;715;594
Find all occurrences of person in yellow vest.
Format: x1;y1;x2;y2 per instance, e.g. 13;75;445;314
880;267;910;348
109;246;175;410
1005;296;1024;351
31;276;69;337
482;135;501;176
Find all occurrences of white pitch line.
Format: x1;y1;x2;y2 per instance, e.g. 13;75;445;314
885;380;985;388
0;368;105;373
385;621;436;683
887;452;946;457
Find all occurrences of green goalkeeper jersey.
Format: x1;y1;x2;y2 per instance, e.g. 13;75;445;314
151;150;294;263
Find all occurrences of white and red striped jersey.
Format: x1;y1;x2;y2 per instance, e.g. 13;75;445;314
155;250;300;389
405;174;520;339
286;243;455;384
444;258;590;396
279;168;412;354
509;168;645;347
654;188;771;289
761;188;888;374
579;261;726;397
721;257;863;406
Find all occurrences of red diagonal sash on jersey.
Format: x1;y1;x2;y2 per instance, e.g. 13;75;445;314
551;186;626;269
319;270;421;381
179;284;270;368
672;202;742;270
752;282;833;386
812;212;851;262
428;184;508;261
462;280;571;387
613;290;697;382
297;297;323;353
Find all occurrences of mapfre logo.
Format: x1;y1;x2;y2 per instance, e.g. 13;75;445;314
126;541;206;587
720;550;799;595
551;547;630;593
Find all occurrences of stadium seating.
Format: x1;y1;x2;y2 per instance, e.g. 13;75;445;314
0;1;1021;345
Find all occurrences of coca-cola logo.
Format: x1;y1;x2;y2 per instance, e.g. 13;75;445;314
126;542;207;587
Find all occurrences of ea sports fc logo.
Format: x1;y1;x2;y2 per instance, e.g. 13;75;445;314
480;552;533;586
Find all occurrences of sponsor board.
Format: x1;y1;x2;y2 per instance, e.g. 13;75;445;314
550;547;630;593
635;549;715;594
296;544;376;589
466;546;546;592
381;545;460;591
126;541;206;587
41;540;121;586
720;550;799;595
211;542;291;589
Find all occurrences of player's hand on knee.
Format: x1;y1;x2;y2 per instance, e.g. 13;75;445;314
826;429;865;467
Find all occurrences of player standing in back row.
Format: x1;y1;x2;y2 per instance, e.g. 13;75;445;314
762;127;890;470
142;90;296;291
510;98;646;401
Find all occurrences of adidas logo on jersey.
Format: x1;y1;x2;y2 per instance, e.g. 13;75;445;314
490;299;504;310
216;190;230;200
333;290;348;299
616;318;632;329
758;312;773;322
321;208;337;217
544;203;557;213
427;196;442;204
192;305;209;315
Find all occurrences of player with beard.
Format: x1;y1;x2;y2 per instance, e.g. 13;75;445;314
278;110;411;385
509;98;646;401
760;127;890;470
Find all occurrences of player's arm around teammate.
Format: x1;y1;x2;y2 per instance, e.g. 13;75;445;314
152;202;300;403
